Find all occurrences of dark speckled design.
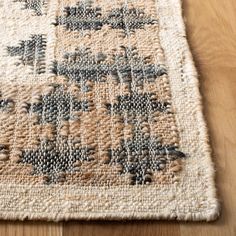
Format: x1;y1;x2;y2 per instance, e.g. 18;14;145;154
20;138;94;184
2;1;186;186
15;0;47;16
55;2;157;34
0;97;14;112
28;84;89;124
52;47;167;89
7;34;46;74
106;92;170;116
107;129;185;185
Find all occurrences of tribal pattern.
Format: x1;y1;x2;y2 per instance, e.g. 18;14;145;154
107;131;185;185
0;0;219;222
20;138;94;184
7;34;46;74
15;0;47;15
28;84;89;124
106;92;170;116
55;2;157;34
1;0;185;186
52;47;167;89
0;96;14;112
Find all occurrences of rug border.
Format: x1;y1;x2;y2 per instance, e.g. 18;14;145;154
158;0;220;221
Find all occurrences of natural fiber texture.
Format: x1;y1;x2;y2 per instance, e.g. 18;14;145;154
0;0;219;221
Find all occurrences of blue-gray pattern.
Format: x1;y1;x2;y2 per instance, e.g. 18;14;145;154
55;2;157;34
15;0;46;15
28;84;89;124
7;34;46;74
52;47;167;89
106;92;170;116
0;97;14;112
107;130;185;185
20;139;94;184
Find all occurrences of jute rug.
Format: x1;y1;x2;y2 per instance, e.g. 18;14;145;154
0;0;219;221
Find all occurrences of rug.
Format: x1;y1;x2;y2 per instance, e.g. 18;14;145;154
0;0;219;221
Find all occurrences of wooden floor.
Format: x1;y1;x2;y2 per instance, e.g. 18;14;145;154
1;0;236;235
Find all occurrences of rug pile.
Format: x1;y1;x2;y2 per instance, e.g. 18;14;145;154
0;0;219;221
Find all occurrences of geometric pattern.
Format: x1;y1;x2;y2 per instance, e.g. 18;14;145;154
55;2;157;34
107;131;185;185
106;92;170;116
15;0;47;15
7;34;46;74
20;138;94;184
0;0;219;222
52;47;167;89
1;1;186;186
28;84;89;124
0;96;14;112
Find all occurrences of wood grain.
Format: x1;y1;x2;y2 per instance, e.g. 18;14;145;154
0;0;236;235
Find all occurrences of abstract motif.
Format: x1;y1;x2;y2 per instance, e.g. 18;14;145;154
110;47;167;85
7;34;46;74
2;0;185;186
107;131;185;185
52;47;167;89
106;92;170;116
20;138;94;184
17;84;94;183
106;90;184;184
28;84;89;124
52;48;110;88
107;6;157;34
15;0;47;15
0;96;14;112
55;2;103;31
55;2;157;34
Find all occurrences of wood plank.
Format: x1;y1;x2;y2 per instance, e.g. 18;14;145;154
0;221;62;236
183;0;236;68
63;221;180;236
180;0;236;235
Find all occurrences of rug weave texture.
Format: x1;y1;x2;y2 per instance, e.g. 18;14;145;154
0;0;219;221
